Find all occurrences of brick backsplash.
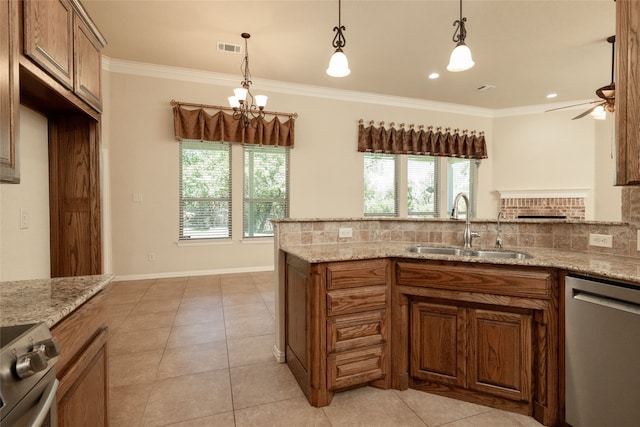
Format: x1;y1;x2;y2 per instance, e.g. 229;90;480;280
500;197;585;220
275;217;639;259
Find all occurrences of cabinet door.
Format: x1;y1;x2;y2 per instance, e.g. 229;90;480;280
23;0;74;89
74;15;102;112
615;0;640;185
57;329;108;427
468;308;532;402
410;301;466;387
1;0;19;183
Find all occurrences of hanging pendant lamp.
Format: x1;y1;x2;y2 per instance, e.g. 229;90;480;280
326;0;351;77
447;0;475;72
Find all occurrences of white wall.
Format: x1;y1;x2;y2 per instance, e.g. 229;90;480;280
0;106;50;281
103;64;493;277
1;61;618;280
493;110;607;219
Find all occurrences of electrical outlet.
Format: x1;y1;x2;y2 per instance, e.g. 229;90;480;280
148;252;156;261
589;233;613;248
339;227;353;238
133;193;143;202
20;208;29;229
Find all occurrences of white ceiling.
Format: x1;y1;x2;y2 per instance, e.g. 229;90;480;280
82;0;616;110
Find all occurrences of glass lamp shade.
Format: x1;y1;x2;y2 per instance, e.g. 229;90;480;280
228;96;240;108
326;49;351;77
255;95;268;108
447;43;475;72
233;87;248;102
591;105;607;120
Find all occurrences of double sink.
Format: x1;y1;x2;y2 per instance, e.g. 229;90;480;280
407;246;532;260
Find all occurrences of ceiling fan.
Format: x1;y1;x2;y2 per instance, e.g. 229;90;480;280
546;35;615;120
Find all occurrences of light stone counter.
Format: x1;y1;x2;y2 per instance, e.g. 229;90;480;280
0;275;114;327
279;242;640;287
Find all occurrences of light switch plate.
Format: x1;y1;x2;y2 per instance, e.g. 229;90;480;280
589;233;613;248
20;208;28;229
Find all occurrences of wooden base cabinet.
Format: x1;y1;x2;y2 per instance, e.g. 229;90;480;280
51;290;108;426
410;301;533;403
394;260;559;426
285;256;391;407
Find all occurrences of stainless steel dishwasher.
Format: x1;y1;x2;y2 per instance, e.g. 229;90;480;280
565;274;640;427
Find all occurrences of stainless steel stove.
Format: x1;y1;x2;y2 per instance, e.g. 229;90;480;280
0;323;60;427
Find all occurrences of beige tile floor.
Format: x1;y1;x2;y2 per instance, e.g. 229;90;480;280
107;272;544;427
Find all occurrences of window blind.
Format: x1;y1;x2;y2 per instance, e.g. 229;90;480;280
179;140;232;239
364;153;398;216
243;145;290;238
408;155;440;218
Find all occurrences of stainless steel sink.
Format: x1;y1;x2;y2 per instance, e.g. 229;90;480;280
407;246;464;256
466;250;532;259
407;246;532;259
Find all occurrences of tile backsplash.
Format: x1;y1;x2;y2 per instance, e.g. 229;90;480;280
275;216;639;259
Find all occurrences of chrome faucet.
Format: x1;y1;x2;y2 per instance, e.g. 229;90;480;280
450;192;479;248
495;211;505;249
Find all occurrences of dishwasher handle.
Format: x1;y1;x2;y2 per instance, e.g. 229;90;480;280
573;290;640;316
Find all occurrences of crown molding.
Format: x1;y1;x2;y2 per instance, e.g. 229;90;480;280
102;56;494;118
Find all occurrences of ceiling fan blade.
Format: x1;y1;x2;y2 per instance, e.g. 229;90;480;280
545;100;599;113
572;103;603;120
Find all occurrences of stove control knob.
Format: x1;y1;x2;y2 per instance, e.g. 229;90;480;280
15;347;47;379
35;338;60;360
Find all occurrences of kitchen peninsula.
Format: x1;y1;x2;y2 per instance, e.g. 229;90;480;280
273;218;640;427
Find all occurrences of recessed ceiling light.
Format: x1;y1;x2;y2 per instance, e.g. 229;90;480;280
546;93;558;99
428;72;440;79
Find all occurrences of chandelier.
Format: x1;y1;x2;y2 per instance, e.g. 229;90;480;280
227;33;267;127
447;0;475;72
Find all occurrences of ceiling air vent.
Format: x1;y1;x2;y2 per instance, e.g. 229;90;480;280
477;84;496;91
217;42;242;54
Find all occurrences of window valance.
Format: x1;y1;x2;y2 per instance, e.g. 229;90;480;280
172;100;297;147
358;119;488;159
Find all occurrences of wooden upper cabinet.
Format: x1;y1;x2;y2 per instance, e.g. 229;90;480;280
74;15;102;111
23;0;105;112
23;0;74;89
1;0;20;183
615;0;640;185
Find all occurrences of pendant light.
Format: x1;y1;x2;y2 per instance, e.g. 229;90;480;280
447;0;475;72
326;0;351;77
227;33;268;128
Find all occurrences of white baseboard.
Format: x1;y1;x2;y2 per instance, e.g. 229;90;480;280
113;265;274;282
273;344;286;363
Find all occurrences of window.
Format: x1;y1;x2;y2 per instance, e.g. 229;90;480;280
363;155;477;218
243;145;289;238
179;140;231;239
408;156;439;218
364;153;398;216
447;158;477;217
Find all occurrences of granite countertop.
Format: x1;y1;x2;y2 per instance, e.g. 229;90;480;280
279;242;640;287
0;275;114;328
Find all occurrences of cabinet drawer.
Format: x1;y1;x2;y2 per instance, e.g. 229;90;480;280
327;285;387;316
327;310;387;353
327;345;386;390
396;261;553;299
327;259;388;290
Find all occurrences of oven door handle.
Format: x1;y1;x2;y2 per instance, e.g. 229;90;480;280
29;377;59;427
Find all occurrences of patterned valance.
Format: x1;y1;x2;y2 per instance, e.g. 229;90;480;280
172;101;297;147
357;120;488;159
